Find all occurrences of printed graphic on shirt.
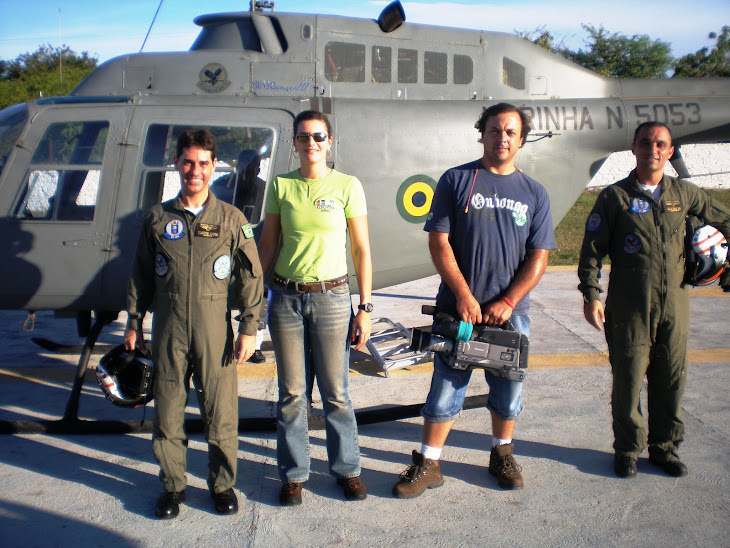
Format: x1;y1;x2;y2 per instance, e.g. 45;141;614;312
155;254;168;277
314;198;336;212
164;219;185;240
624;234;641;254
213;255;231;280
631;197;651;214
512;210;527;227
472;192;530;227
470;193;486;210
586;212;602;231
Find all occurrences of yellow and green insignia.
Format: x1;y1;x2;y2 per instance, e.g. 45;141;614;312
241;224;254;239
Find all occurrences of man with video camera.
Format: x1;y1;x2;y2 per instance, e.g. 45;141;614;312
392;103;555;497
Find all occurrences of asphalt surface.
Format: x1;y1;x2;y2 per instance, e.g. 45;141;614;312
0;268;728;547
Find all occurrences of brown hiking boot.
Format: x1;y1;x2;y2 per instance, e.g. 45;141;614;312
392;450;444;499
488;443;524;490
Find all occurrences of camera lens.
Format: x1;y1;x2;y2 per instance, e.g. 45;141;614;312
410;328;452;353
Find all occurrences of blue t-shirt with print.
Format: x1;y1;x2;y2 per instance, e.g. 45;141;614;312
424;160;556;316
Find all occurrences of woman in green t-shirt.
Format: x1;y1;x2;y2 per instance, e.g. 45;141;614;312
258;110;373;506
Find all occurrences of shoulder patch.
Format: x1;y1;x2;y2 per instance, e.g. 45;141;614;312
241;224;254;239
586;212;601;232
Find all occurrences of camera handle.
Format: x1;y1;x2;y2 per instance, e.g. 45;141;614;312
422;304;516;335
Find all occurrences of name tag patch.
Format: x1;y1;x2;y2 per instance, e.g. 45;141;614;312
196;223;221;238
665;199;682;213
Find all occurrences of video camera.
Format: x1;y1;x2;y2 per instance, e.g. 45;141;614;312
409;305;529;382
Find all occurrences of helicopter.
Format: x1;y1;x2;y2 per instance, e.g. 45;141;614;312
0;0;728;423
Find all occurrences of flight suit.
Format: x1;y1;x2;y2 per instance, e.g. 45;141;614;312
578;171;730;461
126;192;263;494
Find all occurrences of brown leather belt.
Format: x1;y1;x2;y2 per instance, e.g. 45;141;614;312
273;274;349;293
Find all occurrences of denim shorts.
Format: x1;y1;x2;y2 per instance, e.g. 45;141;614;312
420;314;530;422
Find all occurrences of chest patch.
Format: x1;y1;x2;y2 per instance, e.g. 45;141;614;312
195;223;220;238
624;234;641;254
631;197;651;214
163;219;185;240
213;254;231;280
155;253;168;277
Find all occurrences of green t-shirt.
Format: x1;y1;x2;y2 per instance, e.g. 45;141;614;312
265;169;367;282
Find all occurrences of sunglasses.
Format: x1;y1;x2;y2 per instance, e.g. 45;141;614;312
295;132;328;143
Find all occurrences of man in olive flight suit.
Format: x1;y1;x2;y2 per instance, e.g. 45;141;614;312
578;122;730;479
124;129;263;519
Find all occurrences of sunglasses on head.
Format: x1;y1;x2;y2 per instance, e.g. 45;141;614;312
295;132;328;143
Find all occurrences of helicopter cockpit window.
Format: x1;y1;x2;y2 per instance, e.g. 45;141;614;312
140;123;274;224
424;51;447;84
398;49;418;84
453;54;473;85
325;42;366;83
503;57;526;90
0;103;28;181
14;120;109;221
371;46;391;83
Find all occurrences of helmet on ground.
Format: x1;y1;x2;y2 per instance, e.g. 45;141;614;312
97;345;154;407
688;224;728;286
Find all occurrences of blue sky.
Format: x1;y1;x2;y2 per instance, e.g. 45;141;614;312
0;0;727;63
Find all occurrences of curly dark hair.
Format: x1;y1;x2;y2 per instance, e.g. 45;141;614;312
475;103;532;142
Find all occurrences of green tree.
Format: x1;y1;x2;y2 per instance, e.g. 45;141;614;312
569;25;673;78
517;25;674;78
673;27;730;77
0;45;97;110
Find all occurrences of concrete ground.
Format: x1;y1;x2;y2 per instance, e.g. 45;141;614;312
0;269;728;547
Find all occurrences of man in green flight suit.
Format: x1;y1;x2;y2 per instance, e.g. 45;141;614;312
578;122;730;479
124;129;263;518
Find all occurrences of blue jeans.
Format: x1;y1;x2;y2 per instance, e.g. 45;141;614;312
269;283;361;482
421;314;531;422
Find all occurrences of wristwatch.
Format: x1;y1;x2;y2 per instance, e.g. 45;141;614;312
358;303;374;313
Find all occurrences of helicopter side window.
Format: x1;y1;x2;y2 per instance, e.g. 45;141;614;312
324;42;366;83
371;46;391;83
503;57;526;90
424;51;447;84
0;103;28;181
14;121;109;221
139;123;274;223
398;49;418;84
453;54;473;85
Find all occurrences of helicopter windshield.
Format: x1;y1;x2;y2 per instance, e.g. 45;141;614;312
0;103;28;181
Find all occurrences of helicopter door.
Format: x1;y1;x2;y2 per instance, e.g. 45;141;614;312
101;108;293;306
2;106;128;310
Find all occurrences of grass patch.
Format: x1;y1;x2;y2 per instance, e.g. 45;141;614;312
549;187;730;266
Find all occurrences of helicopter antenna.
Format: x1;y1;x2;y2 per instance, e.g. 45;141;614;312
140;0;164;53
